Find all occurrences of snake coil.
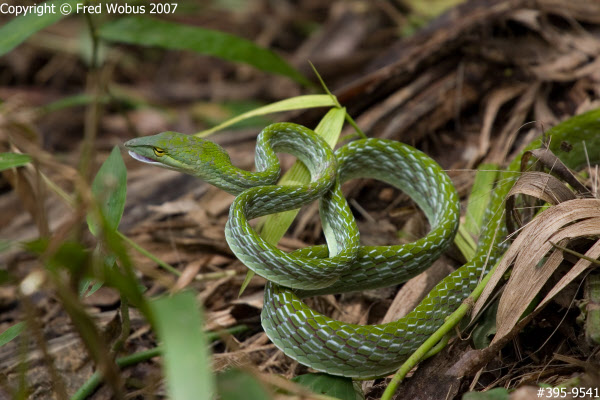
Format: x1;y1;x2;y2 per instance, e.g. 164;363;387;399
126;111;600;378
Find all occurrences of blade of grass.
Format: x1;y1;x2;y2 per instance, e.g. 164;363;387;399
464;164;498;236
196;94;338;137
0;322;26;347
455;164;498;262
0;153;32;170
98;16;308;85
150;291;214;400
0;0;81;56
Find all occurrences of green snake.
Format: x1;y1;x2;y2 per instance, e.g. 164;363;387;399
125;110;600;378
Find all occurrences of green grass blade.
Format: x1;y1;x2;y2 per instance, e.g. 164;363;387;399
454;225;477;262
464;163;498;236
98;16;308;85
0;153;31;171
0;0;80;56
41;93;106;113
0;322;26;347
87;146;127;236
150;291;214;400
196;95;338;137
455;163;499;261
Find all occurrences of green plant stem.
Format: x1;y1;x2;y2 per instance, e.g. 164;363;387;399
343;112;367;139
116;231;181;276
70;348;161;400
308;61;366;140
40;172;75;207
70;325;248;400
549;241;600;266
380;259;500;400
112;299;130;352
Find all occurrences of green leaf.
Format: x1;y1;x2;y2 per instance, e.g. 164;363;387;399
41;93;103;113
191;100;272;130
79;278;104;298
0;322;26;347
98;16;308;85
0;153;31;171
292;373;362;400
0;270;11;285
197;94;338;137
464;163;498;237
150;291;214;400
50;241;89;272
24;238;89;273
216;368;270;400
0;0;81;56
462;387;510;400
455;163;498;261
472;301;498;349
87;146;127;236
454;225;477;262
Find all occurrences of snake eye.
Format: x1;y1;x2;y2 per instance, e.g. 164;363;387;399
153;147;165;157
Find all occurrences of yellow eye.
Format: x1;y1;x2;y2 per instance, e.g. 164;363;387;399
153;147;165;157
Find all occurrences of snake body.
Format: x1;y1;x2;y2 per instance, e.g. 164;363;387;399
125;110;600;378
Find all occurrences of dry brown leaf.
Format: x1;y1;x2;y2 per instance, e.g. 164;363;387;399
172;257;206;292
505;171;576;233
147;199;203;217
478;85;527;165
232;290;265;310
534;239;600;314
492;83;540;164
473;199;600;320
521;148;591;196
494;215;600;342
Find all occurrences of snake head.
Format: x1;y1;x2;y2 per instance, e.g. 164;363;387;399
125;131;233;182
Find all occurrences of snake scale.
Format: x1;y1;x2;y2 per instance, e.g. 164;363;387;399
125;109;600;378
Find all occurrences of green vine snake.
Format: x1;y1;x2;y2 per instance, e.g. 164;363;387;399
125;109;600;378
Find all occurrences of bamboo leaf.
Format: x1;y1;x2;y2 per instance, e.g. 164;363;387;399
98;16;308;85
196;95;338;137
